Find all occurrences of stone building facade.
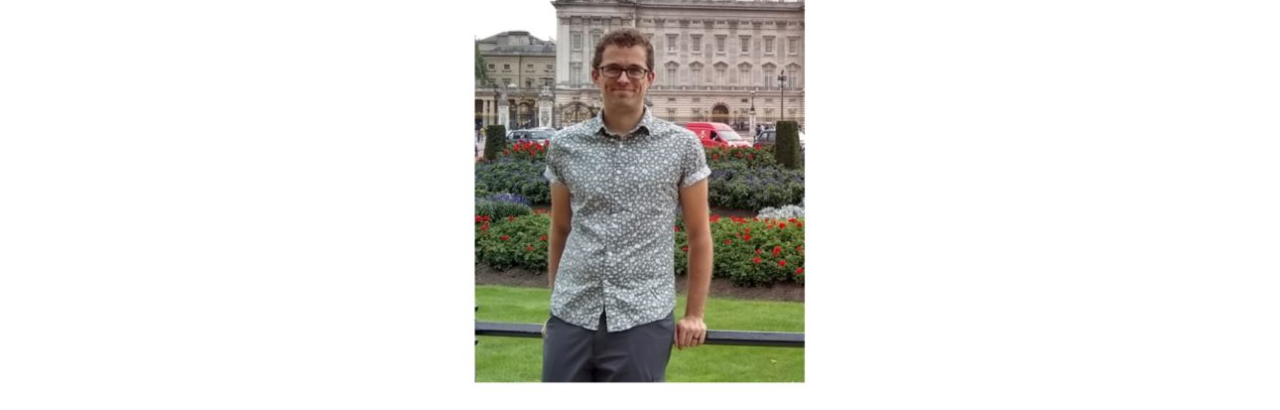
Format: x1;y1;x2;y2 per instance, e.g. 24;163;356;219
552;0;804;133
475;31;557;130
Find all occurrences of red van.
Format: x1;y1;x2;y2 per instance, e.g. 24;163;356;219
681;122;753;148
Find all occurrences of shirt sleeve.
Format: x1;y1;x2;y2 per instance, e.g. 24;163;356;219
543;140;564;185
679;133;712;188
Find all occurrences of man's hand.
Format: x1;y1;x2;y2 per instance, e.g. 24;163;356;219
674;316;707;350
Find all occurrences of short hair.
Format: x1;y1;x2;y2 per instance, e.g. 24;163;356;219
591;28;654;71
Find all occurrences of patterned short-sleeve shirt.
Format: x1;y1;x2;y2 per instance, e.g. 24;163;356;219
543;107;711;332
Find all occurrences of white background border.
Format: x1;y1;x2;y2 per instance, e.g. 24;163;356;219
2;0;1278;408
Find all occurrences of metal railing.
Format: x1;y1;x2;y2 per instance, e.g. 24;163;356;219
475;307;803;348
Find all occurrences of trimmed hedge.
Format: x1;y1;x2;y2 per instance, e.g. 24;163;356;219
774;121;801;170
483;125;507;161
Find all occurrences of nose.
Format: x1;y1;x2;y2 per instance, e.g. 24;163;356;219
615;73;633;85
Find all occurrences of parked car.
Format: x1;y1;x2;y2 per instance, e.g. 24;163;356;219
507;128;555;143
681;122;752;148
754;129;806;152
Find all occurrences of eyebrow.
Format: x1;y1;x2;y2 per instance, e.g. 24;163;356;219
601;64;647;69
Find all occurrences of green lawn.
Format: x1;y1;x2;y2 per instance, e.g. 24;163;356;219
475;285;804;382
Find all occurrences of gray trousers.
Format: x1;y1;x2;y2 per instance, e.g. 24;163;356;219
541;311;675;382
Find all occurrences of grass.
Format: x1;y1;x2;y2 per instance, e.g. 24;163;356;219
475;285;804;382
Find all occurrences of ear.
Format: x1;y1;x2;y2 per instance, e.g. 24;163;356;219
590;68;601;85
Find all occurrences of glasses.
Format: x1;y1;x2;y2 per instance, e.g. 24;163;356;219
597;65;649;79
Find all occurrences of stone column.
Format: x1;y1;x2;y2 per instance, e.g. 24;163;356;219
483;99;491;127
497;88;510;131
538;86;554;128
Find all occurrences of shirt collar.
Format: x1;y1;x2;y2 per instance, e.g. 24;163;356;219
591;106;654;140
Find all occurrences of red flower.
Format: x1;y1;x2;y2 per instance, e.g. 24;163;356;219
681;246;688;252
674;225;680;232
788;218;798;223
710;214;720;222
525;245;534;251
743;233;752;241
539;235;547;242
747;153;754;160
755;248;762;254
795;267;804;275
723;239;732;245
508;216;516;222
475;215;482;222
796;245;803;251
744;227;751;234
797;221;803;228
500;235;509;241
778;260;787;267
772;246;782;256
753;256;761;264
778;223;787;229
481;222;489;231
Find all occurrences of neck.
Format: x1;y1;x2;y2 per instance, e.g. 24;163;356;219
602;104;644;135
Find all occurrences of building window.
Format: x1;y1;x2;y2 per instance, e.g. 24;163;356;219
666;67;677;86
572;33;583;50
740;36;750;53
691;65;702;87
788;38;799;55
526;79;533;88
488;63;494;69
546;64;553;70
503;64;510;70
739;64;752;86
691;35;702;52
527;64;534;69
763;65;776;90
715;35;725;53
571;63;582;86
667;34;678;53
667;108;676;119
714;64;726;86
765;37;774;54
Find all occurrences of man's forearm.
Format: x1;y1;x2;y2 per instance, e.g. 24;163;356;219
547;227;569;289
684;235;713;318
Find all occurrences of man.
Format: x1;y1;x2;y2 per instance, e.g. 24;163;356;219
541;28;713;382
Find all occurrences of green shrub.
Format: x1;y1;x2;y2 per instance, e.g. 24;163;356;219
707;166;805;211
774;121;801;170
475;198;532;220
474;160;551;205
484;125;507;161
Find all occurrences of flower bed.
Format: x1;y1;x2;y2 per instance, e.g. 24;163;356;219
476;212;804;287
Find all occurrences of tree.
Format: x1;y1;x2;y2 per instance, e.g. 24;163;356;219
475;40;491;86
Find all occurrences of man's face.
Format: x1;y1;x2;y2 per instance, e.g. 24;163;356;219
592;45;653;110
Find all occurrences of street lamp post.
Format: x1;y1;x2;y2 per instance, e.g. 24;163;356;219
750;89;756;138
778;70;786;122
